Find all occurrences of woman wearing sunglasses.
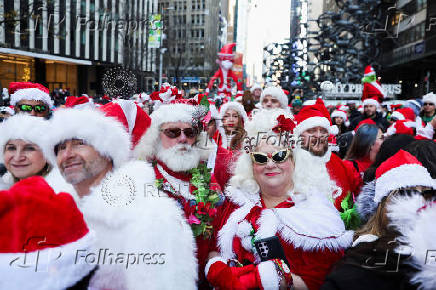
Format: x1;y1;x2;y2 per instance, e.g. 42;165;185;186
0;114;74;195
206;109;352;290
215;101;248;151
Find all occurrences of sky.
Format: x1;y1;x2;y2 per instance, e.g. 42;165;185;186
243;0;291;83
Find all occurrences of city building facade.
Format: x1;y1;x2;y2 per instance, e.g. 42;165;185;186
0;0;159;96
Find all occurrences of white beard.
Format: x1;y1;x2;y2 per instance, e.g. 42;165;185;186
156;143;201;172
293;147;340;200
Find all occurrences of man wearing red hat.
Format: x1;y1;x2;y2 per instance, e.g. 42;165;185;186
135;100;226;287
206;43;243;98
9;82;53;119
47;108;198;289
350;66;389;131
293;98;355;215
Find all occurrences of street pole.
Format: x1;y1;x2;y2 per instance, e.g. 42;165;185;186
158;6;164;90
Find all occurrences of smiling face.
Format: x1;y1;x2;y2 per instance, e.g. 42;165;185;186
4;139;47;180
222;109;240;133
252;142;294;193
56;139;112;185
300;126;329;157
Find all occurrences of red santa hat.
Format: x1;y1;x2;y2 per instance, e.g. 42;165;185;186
65;95;95;110
218;43;236;57
374;150;436;203
364;65;376;77
98;100;151;148
48;108;131;169
150;83;183;105
386;120;416;136
0;176;95;289
0;114;52;164
218;101;248;124
422;92;436;106
331;109;348;121
9;82;53;108
260;86;289;110
294;98;338;136
391;107;416;121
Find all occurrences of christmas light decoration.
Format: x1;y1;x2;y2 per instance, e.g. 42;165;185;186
102;66;137;99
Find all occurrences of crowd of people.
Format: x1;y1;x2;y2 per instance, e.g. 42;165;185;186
0;65;436;290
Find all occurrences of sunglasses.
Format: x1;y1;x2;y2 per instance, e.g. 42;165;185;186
17;104;48;113
424;103;434;106
250;149;291;165
161;127;198;139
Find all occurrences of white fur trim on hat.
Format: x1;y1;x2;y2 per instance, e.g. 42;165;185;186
10;88;54;108
219;101;248;124
134;103;197;161
250;83;262;93
374;164;436;203
48;109;131;169
294;116;331;136
423;92;436;106
0;231;95;290
363;98;380;108
260;86;288;110
391;110;405;120
331;110;347;121
0;114;52;164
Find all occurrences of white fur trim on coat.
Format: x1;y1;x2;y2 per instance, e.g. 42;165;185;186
260;86;288;110
10;87;54;108
79;160;198;290
257;260;280;290
0;114;52;164
218;186;353;261
0;231;96;290
48;108;131;169
204;256;227;277
374;164;436;203
391;110;405;121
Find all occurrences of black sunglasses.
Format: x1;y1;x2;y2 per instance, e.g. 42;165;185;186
17;104;48;113
160;127;198;139
424;103;434;106
250;149;291;165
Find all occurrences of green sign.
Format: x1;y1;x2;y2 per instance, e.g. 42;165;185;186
148;14;162;48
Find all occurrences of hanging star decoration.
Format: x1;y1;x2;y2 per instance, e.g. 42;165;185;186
102;66;137;99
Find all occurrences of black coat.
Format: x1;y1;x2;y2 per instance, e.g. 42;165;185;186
350;112;390;132
321;236;417;290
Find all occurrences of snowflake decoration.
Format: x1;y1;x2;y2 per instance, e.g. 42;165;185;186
102;66;137;99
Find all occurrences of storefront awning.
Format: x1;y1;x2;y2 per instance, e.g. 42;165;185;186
0;48;92;65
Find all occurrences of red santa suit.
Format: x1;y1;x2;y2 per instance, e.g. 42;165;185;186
208;185;353;290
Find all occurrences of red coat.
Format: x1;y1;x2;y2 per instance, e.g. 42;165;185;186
213;146;234;190
326;153;356;211
343;158;372;196
214;186;353;290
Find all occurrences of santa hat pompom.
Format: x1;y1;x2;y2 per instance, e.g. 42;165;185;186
0;106;14;115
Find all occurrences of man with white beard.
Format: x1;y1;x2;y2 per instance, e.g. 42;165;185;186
135;100;225;288
293;98;355;213
47;108;197;290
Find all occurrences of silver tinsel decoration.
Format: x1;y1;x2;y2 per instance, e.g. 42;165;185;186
102;66;137;99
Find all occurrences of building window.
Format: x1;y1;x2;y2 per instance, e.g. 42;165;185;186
417;0;426;11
